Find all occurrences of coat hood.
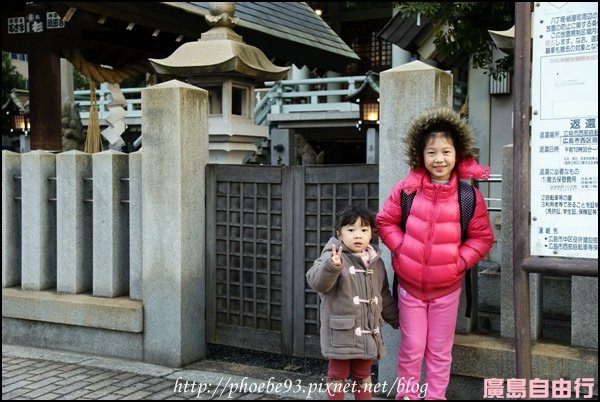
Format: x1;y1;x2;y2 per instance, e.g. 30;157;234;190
404;107;490;180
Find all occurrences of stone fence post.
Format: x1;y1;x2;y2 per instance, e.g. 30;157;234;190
378;61;453;387
2;151;22;287
500;145;542;340
21;150;57;290
129;150;143;301
56;150;92;294
92;150;129;297
142;80;209;366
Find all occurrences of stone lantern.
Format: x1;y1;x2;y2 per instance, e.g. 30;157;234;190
150;2;289;163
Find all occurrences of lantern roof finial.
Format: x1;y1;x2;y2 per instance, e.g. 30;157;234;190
205;3;239;29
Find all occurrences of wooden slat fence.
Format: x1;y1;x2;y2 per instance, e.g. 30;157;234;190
205;164;379;358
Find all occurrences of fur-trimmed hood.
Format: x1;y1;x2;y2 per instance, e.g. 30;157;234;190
404;107;490;180
405;107;476;168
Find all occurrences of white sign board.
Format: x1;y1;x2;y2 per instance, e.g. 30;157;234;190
530;2;598;258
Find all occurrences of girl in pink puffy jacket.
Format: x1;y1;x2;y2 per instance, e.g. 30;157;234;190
376;107;494;400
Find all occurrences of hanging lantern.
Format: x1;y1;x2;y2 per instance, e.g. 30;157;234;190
11;112;30;134
360;97;380;124
345;70;380;130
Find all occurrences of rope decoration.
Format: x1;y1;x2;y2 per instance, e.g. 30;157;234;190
62;49;149;84
83;82;102;154
62;49;148;153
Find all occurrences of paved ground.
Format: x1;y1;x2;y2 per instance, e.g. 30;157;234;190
2;343;392;400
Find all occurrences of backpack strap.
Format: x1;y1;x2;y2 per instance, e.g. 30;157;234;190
458;180;476;318
458;180;476;242
399;190;416;233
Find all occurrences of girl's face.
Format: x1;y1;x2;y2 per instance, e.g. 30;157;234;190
337;219;372;254
423;133;456;182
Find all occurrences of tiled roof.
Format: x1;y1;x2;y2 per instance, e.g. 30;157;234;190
34;2;358;72
167;2;360;72
377;12;466;67
377;13;432;52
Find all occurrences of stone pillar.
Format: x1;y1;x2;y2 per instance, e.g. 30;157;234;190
366;127;378;164
2;151;22;287
142;80;208;366
325;70;341;103
378;61;453;387
92;150;129;297
291;64;311;92
56;150;92;294
21;150;57;290
129;150;143;301
270;128;295;166
571;277;598;348
500;145;542;340
60;58;74;104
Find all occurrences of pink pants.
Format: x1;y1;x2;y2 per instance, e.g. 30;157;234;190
395;286;461;400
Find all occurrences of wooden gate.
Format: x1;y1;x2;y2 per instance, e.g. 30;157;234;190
206;164;379;358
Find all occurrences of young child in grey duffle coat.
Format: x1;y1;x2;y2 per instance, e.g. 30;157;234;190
306;204;399;400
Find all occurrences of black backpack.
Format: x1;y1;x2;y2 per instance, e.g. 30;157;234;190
392;180;476;317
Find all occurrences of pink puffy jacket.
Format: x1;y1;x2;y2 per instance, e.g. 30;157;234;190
377;168;494;301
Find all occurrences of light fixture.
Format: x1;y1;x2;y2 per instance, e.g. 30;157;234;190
345;70;380;130
11;112;30;134
360;97;380;123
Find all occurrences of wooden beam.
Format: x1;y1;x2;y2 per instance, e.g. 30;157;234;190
28;41;62;151
512;1;533;380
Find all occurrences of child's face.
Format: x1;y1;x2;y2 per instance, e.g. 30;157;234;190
337;219;372;254
423;133;456;182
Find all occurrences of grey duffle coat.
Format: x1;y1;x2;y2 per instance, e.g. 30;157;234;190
306;237;399;360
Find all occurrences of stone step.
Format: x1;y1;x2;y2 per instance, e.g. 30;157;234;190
448;333;598;399
478;269;572;318
476;311;571;344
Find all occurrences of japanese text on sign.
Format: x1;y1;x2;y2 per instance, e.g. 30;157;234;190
530;2;598;258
